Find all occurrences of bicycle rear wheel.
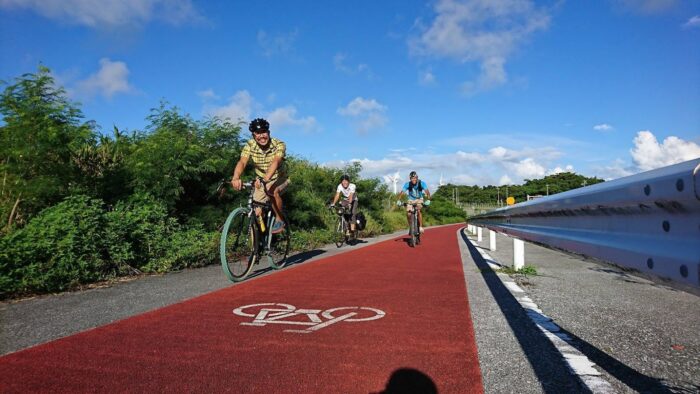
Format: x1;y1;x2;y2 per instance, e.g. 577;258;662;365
268;223;290;270
220;208;258;281
334;217;346;248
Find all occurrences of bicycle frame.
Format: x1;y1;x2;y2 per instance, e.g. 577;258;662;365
331;204;354;247
402;201;422;247
220;179;290;282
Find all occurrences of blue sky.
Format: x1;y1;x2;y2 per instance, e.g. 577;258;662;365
1;0;699;190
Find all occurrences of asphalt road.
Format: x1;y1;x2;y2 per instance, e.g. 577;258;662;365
0;229;407;356
2;225;698;393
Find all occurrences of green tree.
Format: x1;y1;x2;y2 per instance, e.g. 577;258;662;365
126;102;242;213
0;66;97;230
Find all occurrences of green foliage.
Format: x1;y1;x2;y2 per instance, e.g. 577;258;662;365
72;127;134;204
499;265;538;277
0;195;108;297
285;157;342;229
290;228;336;251
0;66;98;229
0;66;471;299
380;210;409;233
104;193;217;274
126;103;242;213
423;195;466;224
103;193;178;273
435;172;604;205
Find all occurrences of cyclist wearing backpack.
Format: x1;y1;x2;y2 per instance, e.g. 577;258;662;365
330;174;359;235
397;171;431;234
230;118;288;234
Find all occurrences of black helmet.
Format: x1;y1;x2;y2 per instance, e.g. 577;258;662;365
249;118;270;133
340;174;350;182
410;171;417;178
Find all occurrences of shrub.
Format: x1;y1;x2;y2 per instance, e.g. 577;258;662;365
0;195;108;297
141;227;218;273
104;194;177;274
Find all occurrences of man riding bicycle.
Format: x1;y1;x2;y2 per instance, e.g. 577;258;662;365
330;174;358;235
396;171;431;234
230;118;288;234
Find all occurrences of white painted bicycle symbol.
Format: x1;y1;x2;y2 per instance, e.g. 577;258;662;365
233;303;386;334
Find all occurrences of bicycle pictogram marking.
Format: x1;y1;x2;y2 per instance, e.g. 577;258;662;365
233;303;386;334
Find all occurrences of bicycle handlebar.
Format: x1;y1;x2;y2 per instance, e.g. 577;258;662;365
232;177;275;197
397;200;431;206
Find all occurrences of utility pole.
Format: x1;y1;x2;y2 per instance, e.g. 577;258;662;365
546;184;549;196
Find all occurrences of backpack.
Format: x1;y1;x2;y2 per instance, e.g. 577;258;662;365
356;212;367;231
408;180;423;195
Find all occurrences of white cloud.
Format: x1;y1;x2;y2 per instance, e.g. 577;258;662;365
324;144;568;188
547;165;574;175
630;130;700;171
498;175;512;186
204;90;318;132
333;53;373;78
593;123;614;131
592;159;635;180
197;88;219;100
489;146;508;158
419;69;436;86
410;0;550;95
337;97;388;133
75;58;134;98
266;106;318;132
0;0;203;27
683;15;700;28
208;90;255;122
258;29;299;58
507;157;546;179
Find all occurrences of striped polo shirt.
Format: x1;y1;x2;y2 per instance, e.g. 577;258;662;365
240;137;287;181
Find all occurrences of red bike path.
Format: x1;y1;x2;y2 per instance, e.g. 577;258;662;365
1;224;483;393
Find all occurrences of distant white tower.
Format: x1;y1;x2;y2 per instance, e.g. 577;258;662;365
439;173;445;187
383;171;401;194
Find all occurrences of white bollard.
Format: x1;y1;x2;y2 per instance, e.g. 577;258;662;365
490;230;496;251
477;227;483;242
513;238;524;270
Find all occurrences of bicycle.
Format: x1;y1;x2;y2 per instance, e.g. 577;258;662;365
329;203;356;248
398;200;430;247
220;179;291;281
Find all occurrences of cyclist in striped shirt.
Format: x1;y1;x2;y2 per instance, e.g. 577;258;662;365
231;118;289;234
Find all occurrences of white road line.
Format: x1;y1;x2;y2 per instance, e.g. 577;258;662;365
461;229;615;394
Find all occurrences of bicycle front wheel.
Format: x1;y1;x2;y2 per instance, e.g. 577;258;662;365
335;217;346;248
220;208;258;281
409;213;417;247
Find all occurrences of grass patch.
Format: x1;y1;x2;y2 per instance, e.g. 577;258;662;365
498;265;538;277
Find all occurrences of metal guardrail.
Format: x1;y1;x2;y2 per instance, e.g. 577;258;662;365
468;158;700;293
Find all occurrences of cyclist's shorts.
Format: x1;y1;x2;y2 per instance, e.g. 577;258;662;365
406;198;424;212
340;199;358;218
254;177;289;204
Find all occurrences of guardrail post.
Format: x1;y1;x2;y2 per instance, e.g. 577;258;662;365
490;230;496;251
477;227;483;242
513;239;524;270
